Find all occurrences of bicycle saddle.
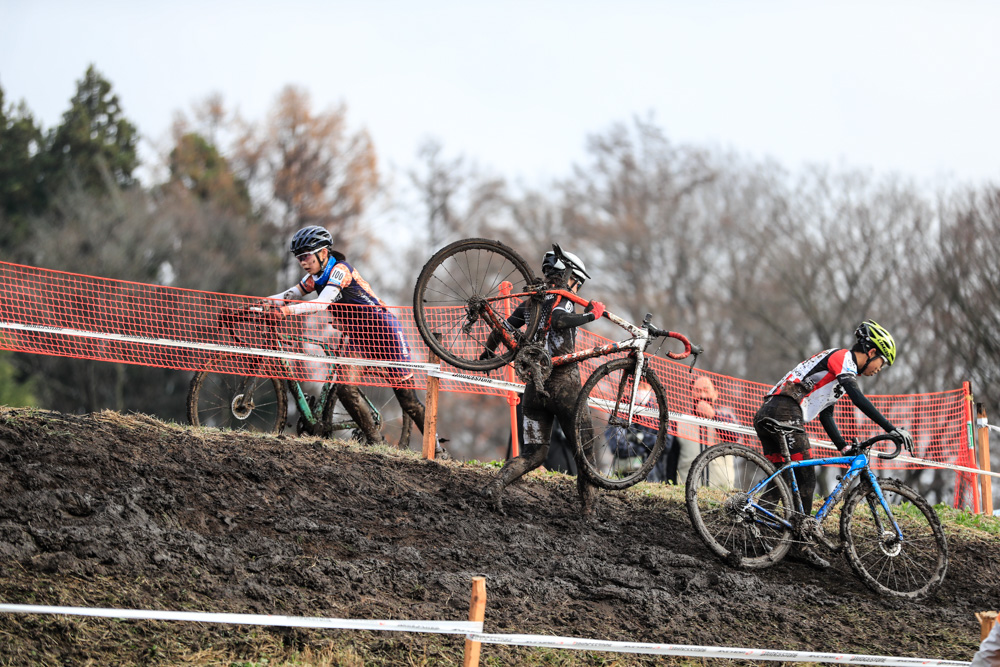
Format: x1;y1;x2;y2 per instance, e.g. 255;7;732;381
758;416;805;434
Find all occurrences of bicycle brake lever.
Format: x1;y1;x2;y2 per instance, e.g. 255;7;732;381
688;343;704;373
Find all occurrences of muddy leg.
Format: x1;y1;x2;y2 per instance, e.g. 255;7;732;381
482;446;547;511
335;384;383;445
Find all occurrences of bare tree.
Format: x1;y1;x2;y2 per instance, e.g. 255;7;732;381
914;186;1000;410
230;86;381;280
407;138;507;252
553;116;718;340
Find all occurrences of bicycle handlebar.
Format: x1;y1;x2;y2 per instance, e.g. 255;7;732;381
641;313;702;369
216;306;281;342
858;432;905;460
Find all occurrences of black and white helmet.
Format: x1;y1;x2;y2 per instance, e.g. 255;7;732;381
542;249;591;286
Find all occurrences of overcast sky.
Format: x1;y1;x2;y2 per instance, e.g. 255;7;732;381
2;0;999;189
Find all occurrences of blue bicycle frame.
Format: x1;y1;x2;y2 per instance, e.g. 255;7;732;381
750;452;905;545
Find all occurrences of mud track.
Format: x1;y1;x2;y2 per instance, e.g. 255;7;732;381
0;407;997;665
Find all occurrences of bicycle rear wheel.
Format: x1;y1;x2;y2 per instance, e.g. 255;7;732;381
840;477;948;599
686;445;795;568
573;357;670;490
187;354;287;433
413;238;541;371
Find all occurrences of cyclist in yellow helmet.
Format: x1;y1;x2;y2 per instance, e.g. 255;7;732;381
753;320;912;570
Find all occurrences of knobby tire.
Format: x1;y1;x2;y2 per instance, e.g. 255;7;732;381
573;357;670;490
686;444;795;568
187;354;288;434
840;477;948;599
413;238;541;371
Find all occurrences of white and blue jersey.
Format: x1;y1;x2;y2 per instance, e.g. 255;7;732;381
269;259;414;378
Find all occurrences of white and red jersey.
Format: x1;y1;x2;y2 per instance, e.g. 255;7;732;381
765;348;858;422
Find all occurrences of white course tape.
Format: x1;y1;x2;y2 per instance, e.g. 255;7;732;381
0;321;438;373
0;604;481;635
5;321;993;479
429;368;525;393
467;632;970;666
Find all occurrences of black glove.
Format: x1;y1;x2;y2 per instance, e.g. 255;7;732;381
891;427;914;455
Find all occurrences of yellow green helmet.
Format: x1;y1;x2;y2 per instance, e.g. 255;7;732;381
855;320;896;365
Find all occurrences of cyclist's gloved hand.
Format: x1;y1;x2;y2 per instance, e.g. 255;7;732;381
840;437;861;458
585;300;605;321
891;427;914;455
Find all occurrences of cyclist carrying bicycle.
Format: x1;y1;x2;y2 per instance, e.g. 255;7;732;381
753;320;913;570
479;248;605;516
266;225;449;458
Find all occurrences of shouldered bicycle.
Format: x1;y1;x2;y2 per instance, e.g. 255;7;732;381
684;420;948;599
412;237;702;489
187;306;412;446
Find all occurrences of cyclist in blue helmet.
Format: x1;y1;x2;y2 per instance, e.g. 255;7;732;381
267;225;449;458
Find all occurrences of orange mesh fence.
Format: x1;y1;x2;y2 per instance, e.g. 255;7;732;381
0;261;979;486
0;261;437;389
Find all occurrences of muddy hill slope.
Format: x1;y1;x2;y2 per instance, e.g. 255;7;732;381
0;407;997;666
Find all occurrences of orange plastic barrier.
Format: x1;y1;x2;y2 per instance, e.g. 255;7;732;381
0;260;979;504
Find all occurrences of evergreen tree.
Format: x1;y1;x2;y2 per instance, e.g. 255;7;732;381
44;65;139;194
0;85;45;257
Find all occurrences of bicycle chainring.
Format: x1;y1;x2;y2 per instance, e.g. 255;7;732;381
513;343;553;397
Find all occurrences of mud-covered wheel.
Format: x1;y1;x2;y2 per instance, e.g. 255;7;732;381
188;354;287;433
840;477;948;599
573;358;670;490
413;238;541;371
686;444;795;568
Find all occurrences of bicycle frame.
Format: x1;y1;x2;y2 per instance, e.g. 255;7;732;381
476;286;690;424
749;453;906;546
225;314;380;432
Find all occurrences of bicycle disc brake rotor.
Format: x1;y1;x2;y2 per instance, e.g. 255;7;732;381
513;343;552;395
878;529;902;557
230;394;253;420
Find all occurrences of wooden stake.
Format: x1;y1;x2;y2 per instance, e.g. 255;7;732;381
423;335;441;460
463;577;487;667
977;404;994;516
976;610;998;641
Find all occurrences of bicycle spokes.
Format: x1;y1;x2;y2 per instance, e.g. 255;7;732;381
841;478;947;599
686;445;795;568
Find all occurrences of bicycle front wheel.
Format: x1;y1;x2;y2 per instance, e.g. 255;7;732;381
686;445;795;569
188;354;287;433
840;477;948;599
413;238;541;371
573;358;670;490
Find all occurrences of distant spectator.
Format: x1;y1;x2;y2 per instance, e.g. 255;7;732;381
674;375;740;485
